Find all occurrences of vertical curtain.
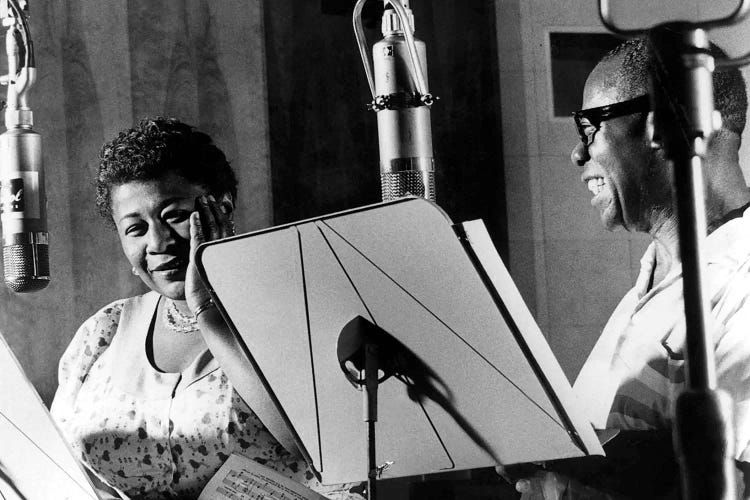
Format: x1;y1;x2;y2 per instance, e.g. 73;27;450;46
1;0;271;405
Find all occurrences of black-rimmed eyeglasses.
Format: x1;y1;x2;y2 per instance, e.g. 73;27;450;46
573;94;651;147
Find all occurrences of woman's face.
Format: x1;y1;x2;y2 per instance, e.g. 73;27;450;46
110;171;205;300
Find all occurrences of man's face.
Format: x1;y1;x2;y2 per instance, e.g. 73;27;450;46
570;61;670;233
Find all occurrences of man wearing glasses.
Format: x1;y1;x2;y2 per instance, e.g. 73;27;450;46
509;38;750;499
571;38;750;497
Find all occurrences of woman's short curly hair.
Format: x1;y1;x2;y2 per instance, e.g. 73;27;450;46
96;117;238;222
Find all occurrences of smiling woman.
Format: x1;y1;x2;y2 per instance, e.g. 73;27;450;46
48;118;363;500
110;173;209;302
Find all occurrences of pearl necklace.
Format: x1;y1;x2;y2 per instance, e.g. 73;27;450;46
163;299;199;334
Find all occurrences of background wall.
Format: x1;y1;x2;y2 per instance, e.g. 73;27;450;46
1;0;272;405
497;0;750;383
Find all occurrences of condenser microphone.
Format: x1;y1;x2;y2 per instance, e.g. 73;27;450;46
0;1;49;292
369;0;436;202
0;126;48;292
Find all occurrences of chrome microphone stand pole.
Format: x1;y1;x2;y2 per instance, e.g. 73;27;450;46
598;2;750;498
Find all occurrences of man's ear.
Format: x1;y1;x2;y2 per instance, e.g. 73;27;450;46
646;111;662;150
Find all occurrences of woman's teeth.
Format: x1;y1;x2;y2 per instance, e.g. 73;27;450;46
587;177;605;195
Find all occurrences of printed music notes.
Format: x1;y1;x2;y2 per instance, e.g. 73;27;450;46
198;453;328;500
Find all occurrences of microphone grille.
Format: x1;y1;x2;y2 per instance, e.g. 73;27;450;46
381;170;435;202
3;243;50;292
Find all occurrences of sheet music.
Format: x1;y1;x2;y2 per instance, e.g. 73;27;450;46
460;220;604;457
198;453;327;500
0;332;100;500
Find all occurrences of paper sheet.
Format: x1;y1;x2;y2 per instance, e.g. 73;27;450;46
198;453;328;500
0;332;100;500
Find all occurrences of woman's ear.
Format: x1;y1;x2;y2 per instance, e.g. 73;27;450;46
219;193;234;217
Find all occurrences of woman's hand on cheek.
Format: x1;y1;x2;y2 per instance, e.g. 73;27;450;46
186;210;212;314
185;194;235;314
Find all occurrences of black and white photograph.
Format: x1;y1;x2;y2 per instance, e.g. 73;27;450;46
1;1;749;499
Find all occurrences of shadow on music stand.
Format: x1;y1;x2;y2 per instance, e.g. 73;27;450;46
337;315;500;498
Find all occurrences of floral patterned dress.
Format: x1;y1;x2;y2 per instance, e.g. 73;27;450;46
50;292;363;500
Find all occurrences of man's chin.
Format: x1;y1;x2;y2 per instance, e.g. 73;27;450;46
600;207;625;232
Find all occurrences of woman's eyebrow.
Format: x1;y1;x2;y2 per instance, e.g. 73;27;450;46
159;196;193;211
118;197;191;223
117;211;141;224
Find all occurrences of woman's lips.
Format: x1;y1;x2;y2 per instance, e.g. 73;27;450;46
149;258;187;273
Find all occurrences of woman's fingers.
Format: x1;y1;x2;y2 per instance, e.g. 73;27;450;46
207;194;233;238
186;211;213;313
189;212;205;254
198;195;220;239
195;194;234;240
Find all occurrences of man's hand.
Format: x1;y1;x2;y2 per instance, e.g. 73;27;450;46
496;464;566;500
516;471;566;500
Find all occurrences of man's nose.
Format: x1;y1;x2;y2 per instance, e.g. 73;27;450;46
570;141;589;167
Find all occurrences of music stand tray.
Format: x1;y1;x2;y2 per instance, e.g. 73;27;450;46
196;197;603;485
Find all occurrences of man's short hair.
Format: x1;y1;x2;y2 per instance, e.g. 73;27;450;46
599;37;747;135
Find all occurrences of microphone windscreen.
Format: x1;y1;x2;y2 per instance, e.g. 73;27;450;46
380;169;434;202
3;241;49;292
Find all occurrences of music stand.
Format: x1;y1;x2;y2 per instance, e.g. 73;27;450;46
195;197;603;489
0;332;101;500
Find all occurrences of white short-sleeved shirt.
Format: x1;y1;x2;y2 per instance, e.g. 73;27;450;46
574;207;750;463
50;292;362;500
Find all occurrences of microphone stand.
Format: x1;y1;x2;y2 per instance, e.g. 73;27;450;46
336;316;399;500
649;25;736;500
598;2;750;498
